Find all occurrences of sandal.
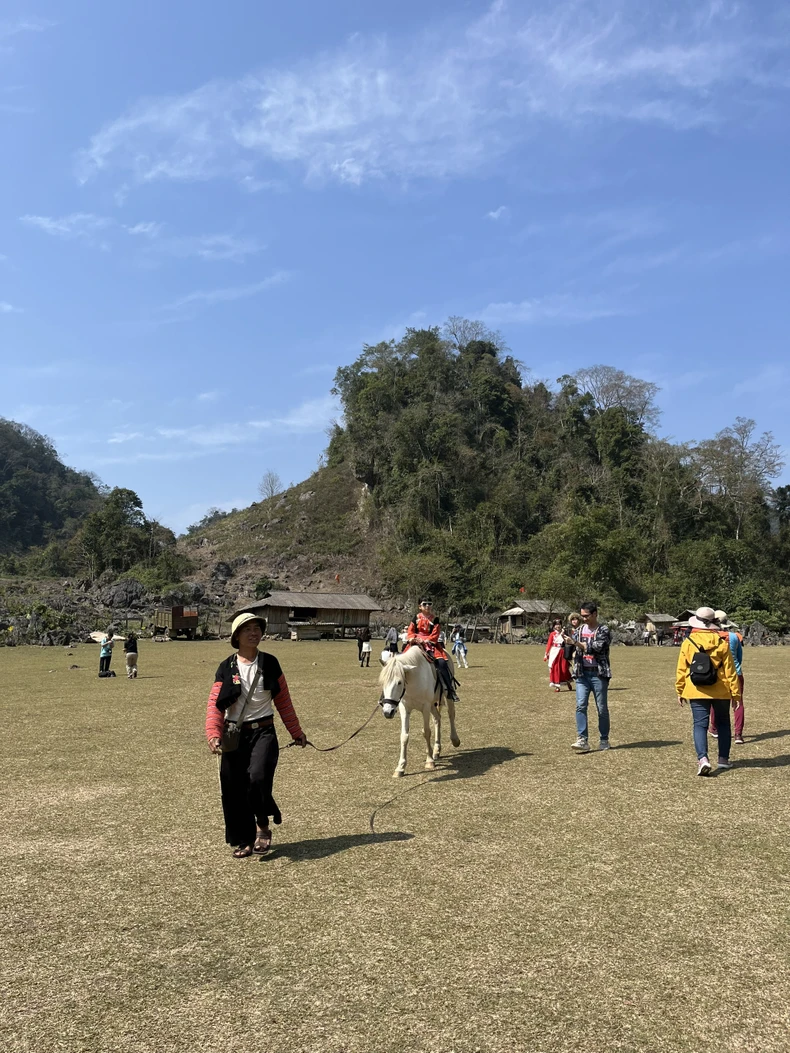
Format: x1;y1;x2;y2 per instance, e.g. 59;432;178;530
233;844;253;858
254;827;272;854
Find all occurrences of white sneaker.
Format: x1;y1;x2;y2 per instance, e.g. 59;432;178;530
697;757;712;776
572;737;591;753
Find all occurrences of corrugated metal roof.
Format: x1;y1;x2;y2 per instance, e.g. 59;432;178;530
644;612;677;622
246;591;382;612
500;599;573;616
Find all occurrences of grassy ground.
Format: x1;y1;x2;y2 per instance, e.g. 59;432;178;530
2;641;789;1053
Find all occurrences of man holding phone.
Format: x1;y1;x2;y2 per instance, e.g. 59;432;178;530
569;602;612;753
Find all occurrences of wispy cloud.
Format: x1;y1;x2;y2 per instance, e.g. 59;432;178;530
1;301;22;313
20;212;113;248
21;212;262;262
197;391;219;402
76;2;789;191
107;431;144;444
164;271;291;312
480;294;628;326
0;17;55;41
486;206;510;221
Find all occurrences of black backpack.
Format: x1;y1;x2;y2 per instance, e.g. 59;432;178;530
687;636;719;686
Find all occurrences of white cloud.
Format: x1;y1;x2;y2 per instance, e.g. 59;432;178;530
20;212;113;248
197;391;219;402
107;431;144;444
22;212;261;262
480;294;627;325
486;206;510;221
0;301;22;313
76;2;789;191
0;17;55;41
164;271;291;312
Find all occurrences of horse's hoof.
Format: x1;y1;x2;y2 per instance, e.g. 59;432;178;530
393;770;404;778
451;736;461;747
424;761;435;771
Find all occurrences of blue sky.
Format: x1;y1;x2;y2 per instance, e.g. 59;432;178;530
1;1;789;533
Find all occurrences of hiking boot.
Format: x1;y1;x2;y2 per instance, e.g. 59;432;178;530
571;737;591;753
599;739;611;751
697;757;712;777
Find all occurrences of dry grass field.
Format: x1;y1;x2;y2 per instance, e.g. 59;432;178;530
2;639;789;1053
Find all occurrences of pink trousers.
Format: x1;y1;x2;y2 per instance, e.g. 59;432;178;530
710;674;744;738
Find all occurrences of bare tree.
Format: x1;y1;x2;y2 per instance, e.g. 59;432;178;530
690;417;785;539
258;470;283;501
573;365;660;429
443;316;506;352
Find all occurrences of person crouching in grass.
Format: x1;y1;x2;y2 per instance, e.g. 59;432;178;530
675;606;741;777
205;613;307;858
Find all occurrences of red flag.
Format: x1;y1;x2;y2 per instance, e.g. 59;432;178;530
335;574;341;583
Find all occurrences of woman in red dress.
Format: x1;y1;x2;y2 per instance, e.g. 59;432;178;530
544;618;573;692
405;598;459;702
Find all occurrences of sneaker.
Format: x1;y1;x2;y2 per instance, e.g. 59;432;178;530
717;759;734;770
734;736;744;745
599;739;611;751
697;757;712;777
571;737;591;753
709;731;718;739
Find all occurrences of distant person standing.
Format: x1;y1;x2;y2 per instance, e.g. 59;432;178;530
451;626;469;669
570;602;612;753
98;628;114;677
384;625;400;655
360;625;372;667
355;628;364;664
544;619;573;692
710;609;745;745
124;631;139;679
675;606;741;776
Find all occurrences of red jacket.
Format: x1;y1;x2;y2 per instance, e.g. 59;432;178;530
406;611;449;660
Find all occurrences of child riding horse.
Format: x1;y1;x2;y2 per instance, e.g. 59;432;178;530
404;599;459;702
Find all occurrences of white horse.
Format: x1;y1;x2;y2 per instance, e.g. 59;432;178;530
378;647;461;777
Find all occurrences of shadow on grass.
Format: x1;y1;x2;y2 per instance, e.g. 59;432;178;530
730;753;790;769
613;740;683;750
270;831;413;861
745;728;790;743
431;746;531;782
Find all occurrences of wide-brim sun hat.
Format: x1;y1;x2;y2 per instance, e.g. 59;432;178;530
714;609;734;628
230;612;266;648
688;606;717;630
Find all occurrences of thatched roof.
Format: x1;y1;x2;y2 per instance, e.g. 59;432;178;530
245;591;381;612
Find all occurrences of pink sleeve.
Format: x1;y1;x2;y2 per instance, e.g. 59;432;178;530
205;681;224;742
273;674;304;740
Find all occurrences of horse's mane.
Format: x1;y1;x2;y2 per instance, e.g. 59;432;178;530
377;647;424;687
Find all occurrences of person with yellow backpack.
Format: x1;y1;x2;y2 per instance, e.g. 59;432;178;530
675;606;741;776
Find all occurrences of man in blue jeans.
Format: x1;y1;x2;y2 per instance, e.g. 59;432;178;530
567;602;612;753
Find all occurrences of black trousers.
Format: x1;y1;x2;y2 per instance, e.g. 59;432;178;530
219;725;280;846
99;655;111;674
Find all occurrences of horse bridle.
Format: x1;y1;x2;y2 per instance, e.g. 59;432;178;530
379;679;406;707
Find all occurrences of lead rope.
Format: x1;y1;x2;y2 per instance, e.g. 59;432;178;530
283;700;381;752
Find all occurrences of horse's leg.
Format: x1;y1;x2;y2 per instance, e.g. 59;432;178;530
431;700;442;761
447;695;461;748
423;706;436;770
394;705;409;778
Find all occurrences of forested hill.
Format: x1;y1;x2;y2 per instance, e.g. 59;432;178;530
321;319;790;628
0;419;103;554
0;418;188;588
